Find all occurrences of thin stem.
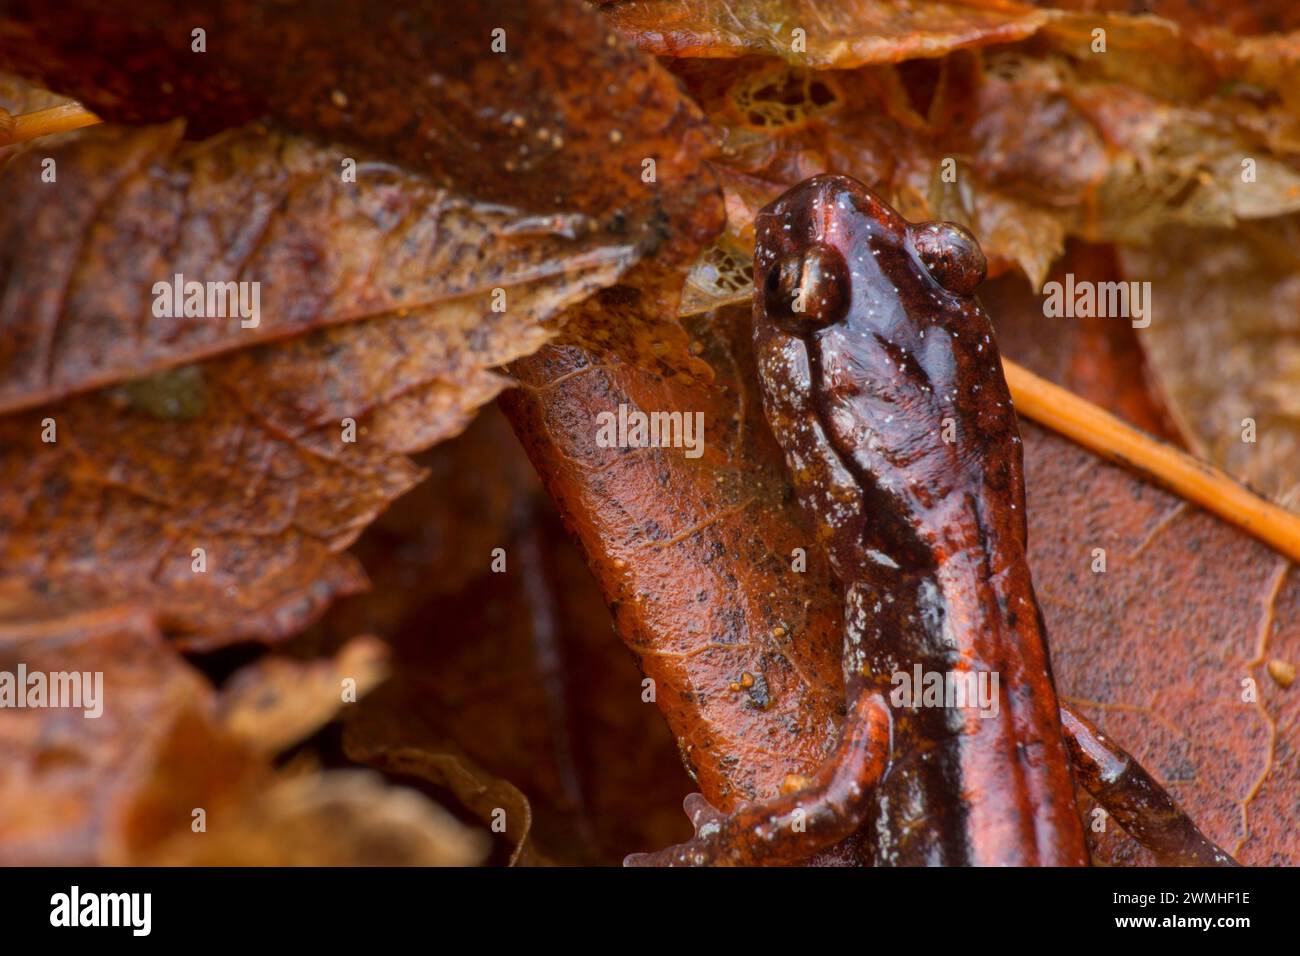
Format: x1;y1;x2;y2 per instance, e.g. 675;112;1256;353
1004;358;1300;565
0;103;101;146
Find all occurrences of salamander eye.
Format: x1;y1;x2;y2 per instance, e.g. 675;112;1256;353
761;243;849;333
911;222;986;295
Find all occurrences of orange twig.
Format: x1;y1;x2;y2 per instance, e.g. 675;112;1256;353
0;102;100;146
1004;358;1300;565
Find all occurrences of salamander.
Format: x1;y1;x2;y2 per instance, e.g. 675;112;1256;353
626;174;1234;867
632;173;1085;866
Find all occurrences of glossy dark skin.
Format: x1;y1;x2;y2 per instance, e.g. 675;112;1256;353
627;175;1233;867
1061;708;1237;866
624;175;1084;866
758;174;1088;865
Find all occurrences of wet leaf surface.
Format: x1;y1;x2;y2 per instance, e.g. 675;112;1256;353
0;0;726;374
325;410;694;865
503;303;1299;864
0;0;722;648
0;122;631;415
2;0;1297;867
1025;426;1299;865
503;310;879;865
602;0;1051;67
0;605;487;865
1124;219;1300;508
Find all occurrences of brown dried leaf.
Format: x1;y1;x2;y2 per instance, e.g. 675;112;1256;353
0;606;221;864
0;122;629;415
0;606;484;864
217;634;389;755
601;0;1050;66
503;303;1298;864
0;0;725;379
970;50;1300;241
0;348;414;647
1123;219;1300;508
138;770;490;867
300;408;692;865
1025;426;1299;866
673;40;1300;304
1035;0;1300;37
502;312;859;861
343;742;540;867
0;0;722;648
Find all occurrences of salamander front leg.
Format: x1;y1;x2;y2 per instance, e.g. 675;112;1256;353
624;693;892;866
1059;705;1237;866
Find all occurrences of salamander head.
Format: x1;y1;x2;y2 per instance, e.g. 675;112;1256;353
753;173;1017;576
755;174;986;343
